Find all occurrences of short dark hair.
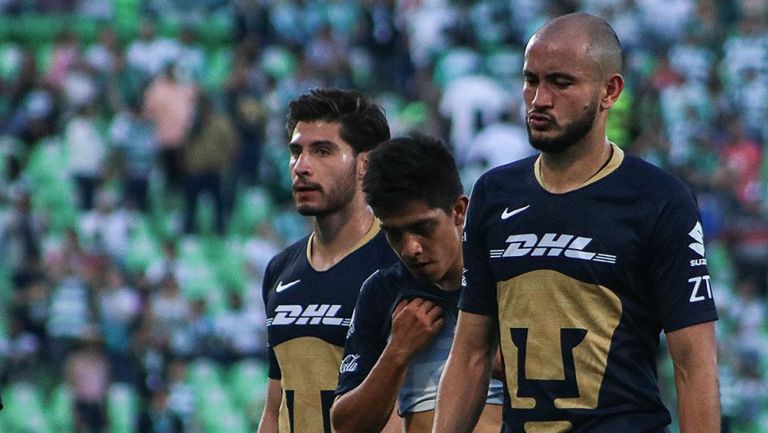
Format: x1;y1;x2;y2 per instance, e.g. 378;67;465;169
364;132;463;217
286;88;390;154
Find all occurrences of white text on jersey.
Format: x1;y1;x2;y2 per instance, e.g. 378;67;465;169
688;275;713;302
490;233;616;264
267;304;352;326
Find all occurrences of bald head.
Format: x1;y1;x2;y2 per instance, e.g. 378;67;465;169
529;13;623;78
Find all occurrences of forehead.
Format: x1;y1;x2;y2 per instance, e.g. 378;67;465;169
290;120;350;149
523;32;593;76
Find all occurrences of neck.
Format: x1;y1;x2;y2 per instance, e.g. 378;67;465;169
310;195;375;271
435;261;463;292
539;135;612;194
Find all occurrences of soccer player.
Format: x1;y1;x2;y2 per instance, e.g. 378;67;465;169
433;13;720;433
258;88;398;433
332;133;503;433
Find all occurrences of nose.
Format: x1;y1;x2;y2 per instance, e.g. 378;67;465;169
530;84;552;109
400;233;423;258
292;152;311;177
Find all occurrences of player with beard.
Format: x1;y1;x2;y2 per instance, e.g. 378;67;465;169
433;13;720;433
258;89;398;433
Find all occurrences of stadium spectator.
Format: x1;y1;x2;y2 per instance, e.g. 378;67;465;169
64;101;107;210
108;96;156;212
180;93;238;235
142;62;198;196
65;328;110;433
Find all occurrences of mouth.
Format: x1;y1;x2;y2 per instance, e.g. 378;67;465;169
292;183;321;194
527;113;554;129
407;261;432;272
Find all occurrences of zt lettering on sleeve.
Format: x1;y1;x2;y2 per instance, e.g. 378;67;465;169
688;275;713;302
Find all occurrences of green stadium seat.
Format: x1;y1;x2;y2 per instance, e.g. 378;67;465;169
0;43;23;81
48;383;75;433
107;383;139;433
260;46;297;81
226;359;269;413
204;46;232;92
125;216;162;274
197;387;239;433
14;15;66;46
199;14;233;45
187;359;224;393
3;382;51;433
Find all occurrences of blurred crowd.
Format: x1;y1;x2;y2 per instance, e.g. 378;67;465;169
0;0;766;432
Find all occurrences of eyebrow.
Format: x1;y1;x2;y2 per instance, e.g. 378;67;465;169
524;70;577;81
287;139;339;149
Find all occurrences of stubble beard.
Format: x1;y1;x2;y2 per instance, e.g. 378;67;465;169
528;101;598;154
295;165;358;217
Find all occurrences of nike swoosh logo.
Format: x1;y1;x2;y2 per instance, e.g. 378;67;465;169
275;279;301;293
501;205;530;220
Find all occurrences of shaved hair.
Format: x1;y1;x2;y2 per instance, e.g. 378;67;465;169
531;12;623;77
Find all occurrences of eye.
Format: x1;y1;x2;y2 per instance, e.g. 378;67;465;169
412;222;436;238
288;144;301;157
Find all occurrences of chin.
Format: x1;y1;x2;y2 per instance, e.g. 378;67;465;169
295;203;321;216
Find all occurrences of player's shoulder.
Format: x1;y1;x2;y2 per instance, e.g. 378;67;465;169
480;155;536;183
265;234;310;271
472;155;537;197
619;154;694;199
359;261;408;296
354;262;408;318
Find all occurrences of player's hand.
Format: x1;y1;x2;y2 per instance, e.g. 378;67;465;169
389;298;445;361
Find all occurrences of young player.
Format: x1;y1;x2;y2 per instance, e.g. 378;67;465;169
259;89;398;433
332;134;503;433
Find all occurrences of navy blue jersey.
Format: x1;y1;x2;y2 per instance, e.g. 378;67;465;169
263;226;397;433
460;146;718;433
335;261;504;415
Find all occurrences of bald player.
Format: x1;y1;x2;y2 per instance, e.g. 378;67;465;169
433;13;719;433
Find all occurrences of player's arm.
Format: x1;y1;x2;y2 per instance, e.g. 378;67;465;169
432;311;497;433
332;298;444;433
666;321;720;433
257;378;281;433
491;344;504;380
380;406;403;433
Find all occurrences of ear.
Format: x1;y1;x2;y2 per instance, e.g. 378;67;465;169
453;195;470;227
601;73;624;111
356;151;369;181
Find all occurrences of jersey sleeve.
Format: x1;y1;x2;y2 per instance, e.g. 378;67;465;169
335;272;390;397
459;175;499;315
650;186;718;332
262;258;282;380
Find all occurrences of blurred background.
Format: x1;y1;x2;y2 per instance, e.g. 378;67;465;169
0;0;765;432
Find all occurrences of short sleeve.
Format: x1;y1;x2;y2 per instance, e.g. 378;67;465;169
335;273;390;397
650;187;718;332
459;175;499;315
262;259;281;380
